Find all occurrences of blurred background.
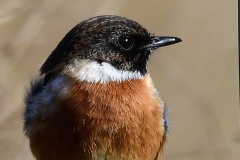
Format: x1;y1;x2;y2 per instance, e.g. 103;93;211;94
0;0;238;159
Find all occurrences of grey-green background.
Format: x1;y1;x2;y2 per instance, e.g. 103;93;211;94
0;0;238;159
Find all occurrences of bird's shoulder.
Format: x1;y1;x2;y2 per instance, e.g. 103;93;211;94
24;76;70;135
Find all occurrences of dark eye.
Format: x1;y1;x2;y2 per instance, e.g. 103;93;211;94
117;36;134;51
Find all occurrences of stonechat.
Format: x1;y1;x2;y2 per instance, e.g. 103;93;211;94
24;15;181;160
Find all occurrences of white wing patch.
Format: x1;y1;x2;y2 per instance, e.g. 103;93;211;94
66;59;144;83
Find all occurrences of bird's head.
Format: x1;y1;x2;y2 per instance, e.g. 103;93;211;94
40;15;181;83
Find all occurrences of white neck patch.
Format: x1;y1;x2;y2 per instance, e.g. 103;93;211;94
66;59;144;83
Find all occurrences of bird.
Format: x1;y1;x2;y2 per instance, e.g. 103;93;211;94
24;15;181;160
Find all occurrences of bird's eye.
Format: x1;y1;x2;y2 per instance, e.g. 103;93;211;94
117;36;134;51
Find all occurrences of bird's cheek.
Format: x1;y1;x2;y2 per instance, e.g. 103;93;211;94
136;50;151;60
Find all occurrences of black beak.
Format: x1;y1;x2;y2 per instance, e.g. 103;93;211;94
144;36;182;50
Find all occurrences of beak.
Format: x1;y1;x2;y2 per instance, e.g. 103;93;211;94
144;36;182;50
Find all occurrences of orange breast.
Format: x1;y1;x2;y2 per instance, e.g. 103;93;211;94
30;76;165;160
